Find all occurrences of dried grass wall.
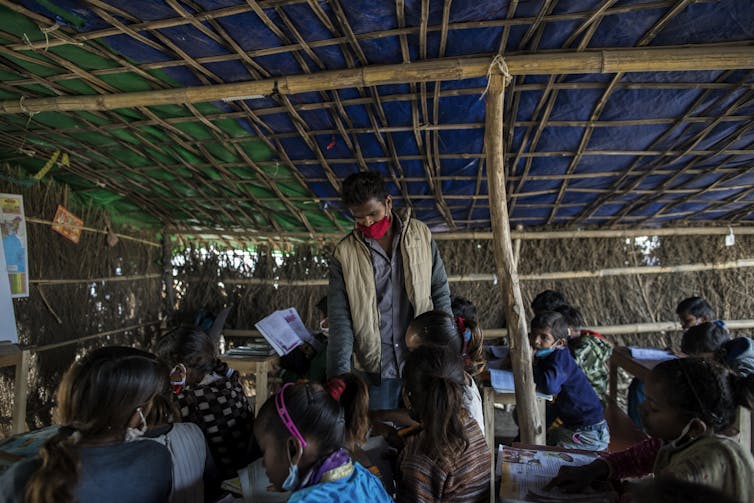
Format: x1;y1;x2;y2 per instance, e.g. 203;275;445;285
174;231;754;352
0;174;162;435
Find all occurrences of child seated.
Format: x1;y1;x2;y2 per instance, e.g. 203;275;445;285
155;327;256;480
253;375;392;502
546;357;754;502
0;347;172;503
530;311;609;451
397;346;491;502
715;336;754;376
628;295;718;428
555;305;612;403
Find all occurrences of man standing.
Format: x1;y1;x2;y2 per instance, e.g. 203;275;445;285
327;171;452;409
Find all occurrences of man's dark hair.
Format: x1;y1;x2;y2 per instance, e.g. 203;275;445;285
341;171;388;208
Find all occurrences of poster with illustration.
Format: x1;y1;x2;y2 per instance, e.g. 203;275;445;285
0;194;28;298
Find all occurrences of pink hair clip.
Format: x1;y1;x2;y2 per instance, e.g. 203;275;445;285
275;382;308;448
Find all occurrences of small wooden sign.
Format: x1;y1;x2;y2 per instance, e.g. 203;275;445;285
52;205;83;244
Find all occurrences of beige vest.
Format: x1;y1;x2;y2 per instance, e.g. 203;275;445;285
334;210;433;373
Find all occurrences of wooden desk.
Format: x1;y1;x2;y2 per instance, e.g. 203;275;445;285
219;354;279;415
483;387;548;448
0;346;30;435
608;346;752;454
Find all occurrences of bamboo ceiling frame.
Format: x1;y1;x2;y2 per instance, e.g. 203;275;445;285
3;45;754;114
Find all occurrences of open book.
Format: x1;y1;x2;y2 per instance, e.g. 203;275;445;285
255;307;321;356
490;368;553;400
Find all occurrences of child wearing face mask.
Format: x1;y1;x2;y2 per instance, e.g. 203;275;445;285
530;311;609;451
253;375;392;502
546;357;754;502
0;347;172;503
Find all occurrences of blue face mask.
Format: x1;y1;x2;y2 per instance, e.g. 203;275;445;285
535;347;556;358
282;463;299;491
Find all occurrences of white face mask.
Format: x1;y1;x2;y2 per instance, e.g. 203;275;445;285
666;418;702;450
318;319;329;335
124;408;147;442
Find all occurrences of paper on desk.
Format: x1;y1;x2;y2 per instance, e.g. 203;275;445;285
628;347;677;361
498;445;613;502
490;369;553;400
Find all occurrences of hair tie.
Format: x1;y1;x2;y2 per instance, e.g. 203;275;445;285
456;316;466;334
325;377;346;402
714;320;726;328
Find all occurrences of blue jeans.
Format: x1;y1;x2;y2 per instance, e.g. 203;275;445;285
548;420;610;451
367;377;403;411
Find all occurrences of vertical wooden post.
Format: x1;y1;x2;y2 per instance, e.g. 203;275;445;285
11;349;30;434
162;230;175;320
485;71;543;445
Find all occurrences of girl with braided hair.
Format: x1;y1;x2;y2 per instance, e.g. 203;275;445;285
547;357;754;502
253;374;391;502
0;346;172;503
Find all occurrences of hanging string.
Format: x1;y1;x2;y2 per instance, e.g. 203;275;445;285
479;54;513;101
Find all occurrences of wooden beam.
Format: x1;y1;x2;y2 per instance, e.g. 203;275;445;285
170;225;754;243
484;68;543;445
2;44;754;113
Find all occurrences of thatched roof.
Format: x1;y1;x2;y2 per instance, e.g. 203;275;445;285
0;0;753;239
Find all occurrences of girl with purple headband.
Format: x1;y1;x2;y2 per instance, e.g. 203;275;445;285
254;375;392;502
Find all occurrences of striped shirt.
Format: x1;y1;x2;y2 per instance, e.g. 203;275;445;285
398;416;491;502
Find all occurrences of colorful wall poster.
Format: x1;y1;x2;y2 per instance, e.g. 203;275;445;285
0;231;19;343
0;194;28;298
51;204;83;244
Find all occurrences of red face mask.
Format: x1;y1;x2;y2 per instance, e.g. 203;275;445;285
357;214;391;240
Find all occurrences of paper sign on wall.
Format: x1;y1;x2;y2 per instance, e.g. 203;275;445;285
0;232;19;343
52;204;83;244
0;194;29;298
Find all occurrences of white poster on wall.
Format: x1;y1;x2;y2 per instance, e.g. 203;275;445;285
0;194;29;298
0;235;19;343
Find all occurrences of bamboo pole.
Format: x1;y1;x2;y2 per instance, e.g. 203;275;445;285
485;68;542;445
191;256;754;286
162;231;176;318
30;274;161;285
224;319;754;340
3;45;754;114
170;225;754;243
25;217;160;247
31;321;162;353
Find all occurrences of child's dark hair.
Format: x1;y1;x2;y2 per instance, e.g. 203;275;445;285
531;311;569;342
451;296;487;376
651;357;754;433
554;305;586;332
255;373;369;456
531;290;568;315
26;347;167;503
341;171;388;208
154;326;217;378
409;310;462;353
681;321;731;355
676;296;714;319
402;346;468;469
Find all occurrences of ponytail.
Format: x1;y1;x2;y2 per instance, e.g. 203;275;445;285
25;427;82;503
452;296;487;377
404;347;469;469
328;374;369;452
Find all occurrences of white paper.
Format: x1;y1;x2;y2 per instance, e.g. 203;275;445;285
490;369;553;400
628;347;676;361
279;307;321;351
0;239;18;343
255;310;303;356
